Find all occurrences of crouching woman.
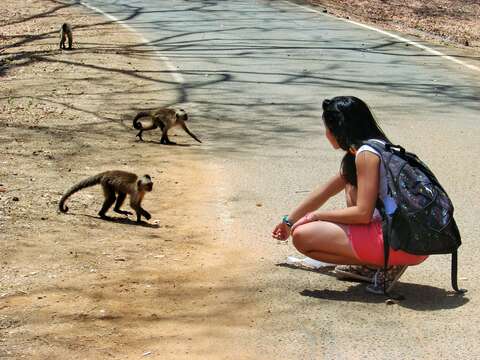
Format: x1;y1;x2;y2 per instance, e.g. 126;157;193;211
272;96;427;293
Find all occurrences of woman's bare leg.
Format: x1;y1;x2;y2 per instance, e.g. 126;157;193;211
292;221;362;265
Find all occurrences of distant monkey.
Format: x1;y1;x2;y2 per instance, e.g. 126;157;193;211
133;107;202;145
59;23;73;50
59;170;153;223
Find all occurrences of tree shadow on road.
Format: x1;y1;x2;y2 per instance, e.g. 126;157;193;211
3;0;480;159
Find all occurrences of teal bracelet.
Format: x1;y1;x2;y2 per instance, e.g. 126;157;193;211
282;215;293;227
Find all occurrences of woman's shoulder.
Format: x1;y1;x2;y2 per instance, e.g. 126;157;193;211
355;144;381;172
357;143;381;156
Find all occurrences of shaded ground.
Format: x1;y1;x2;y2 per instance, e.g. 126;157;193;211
0;1;258;358
304;0;480;50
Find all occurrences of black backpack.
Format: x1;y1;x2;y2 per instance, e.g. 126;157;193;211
364;140;465;293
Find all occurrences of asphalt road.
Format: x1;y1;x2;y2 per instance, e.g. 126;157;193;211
81;0;480;358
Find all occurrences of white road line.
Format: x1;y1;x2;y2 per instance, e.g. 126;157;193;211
284;0;480;73
79;1;185;84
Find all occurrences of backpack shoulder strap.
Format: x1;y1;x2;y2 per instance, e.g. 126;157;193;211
362;140;394;196
362;139;386;152
452;250;467;293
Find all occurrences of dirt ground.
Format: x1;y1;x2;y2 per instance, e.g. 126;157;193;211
0;1;259;358
305;0;480;51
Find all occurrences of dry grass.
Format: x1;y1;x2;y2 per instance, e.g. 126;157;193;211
306;0;480;49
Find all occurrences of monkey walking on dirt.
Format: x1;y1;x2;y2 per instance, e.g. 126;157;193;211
133;107;202;145
59;23;73;50
59;171;153;223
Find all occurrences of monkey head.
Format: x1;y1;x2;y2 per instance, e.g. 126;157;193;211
138;174;153;192
176;109;188;122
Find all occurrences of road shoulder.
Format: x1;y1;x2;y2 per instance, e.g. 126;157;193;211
0;1;256;358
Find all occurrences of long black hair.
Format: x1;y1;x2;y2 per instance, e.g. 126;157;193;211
322;96;390;186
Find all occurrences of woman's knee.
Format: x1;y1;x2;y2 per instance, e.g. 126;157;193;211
292;221;351;256
291;226;309;252
292;222;324;252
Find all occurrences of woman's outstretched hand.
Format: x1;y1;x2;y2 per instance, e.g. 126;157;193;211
272;222;290;241
291;212;317;232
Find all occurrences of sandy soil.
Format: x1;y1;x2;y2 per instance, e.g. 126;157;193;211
2;0;477;358
304;0;480;51
0;1;257;358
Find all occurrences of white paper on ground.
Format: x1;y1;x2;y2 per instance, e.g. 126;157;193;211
286;256;331;269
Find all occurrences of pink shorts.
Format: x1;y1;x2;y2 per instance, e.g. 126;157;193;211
348;221;428;266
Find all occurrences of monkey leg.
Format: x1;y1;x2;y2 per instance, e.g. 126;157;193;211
182;123;202;143
140;207;151;220
160;129;176;145
99;185;116;219
136;124;158;141
67;34;73;50
134;208;142;223
136;129;144;141
113;192;133;216
132;206;151;223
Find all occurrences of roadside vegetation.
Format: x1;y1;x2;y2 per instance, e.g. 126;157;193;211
306;0;480;49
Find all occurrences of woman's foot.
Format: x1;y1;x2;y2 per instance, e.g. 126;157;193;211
334;265;376;283
366;265;409;294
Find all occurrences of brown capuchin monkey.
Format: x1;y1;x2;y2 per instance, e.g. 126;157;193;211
59;170;153;223
59;23;73;50
132;107;202;145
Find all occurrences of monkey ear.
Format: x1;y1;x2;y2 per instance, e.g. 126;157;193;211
176;113;180;120
137;179;142;188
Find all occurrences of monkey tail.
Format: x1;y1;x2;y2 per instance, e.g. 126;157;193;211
133;111;150;130
58;172;105;213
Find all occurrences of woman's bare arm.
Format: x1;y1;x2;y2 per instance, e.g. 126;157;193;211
287;173;346;224
309;151;380;224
